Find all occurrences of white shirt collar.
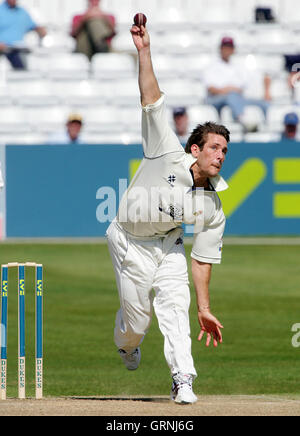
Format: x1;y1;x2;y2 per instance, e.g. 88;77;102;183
184;153;228;192
209;174;228;192
184;153;197;169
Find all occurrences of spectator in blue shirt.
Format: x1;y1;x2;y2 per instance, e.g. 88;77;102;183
0;0;46;69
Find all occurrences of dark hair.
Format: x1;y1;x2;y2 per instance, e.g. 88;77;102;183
185;122;230;153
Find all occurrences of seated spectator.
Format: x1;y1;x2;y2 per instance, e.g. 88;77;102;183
0;0;46;69
172;107;190;144
47;113;84;145
284;54;300;100
203;37;271;131
71;0;116;61
282;112;299;141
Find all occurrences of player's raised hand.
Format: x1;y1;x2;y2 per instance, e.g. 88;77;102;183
197;310;223;347
130;25;150;51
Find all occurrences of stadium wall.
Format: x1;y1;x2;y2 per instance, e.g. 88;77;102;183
2;142;300;238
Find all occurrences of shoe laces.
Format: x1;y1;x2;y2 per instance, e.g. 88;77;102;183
172;373;193;392
119;348;139;361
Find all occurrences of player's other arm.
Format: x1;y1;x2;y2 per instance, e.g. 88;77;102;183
130;25;161;106
191;260;223;348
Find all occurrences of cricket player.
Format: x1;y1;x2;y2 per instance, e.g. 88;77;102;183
106;23;230;404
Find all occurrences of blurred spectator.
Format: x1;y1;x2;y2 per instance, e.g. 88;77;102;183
203;37;271;131
282;112;299;141
255;7;275;23
284;55;300;100
71;0;116;61
0;0;46;69
173;107;189;144
48;113;84;145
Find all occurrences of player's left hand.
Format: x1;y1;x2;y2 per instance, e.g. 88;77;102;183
197;310;223;347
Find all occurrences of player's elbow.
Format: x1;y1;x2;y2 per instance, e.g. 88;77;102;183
141;89;162;107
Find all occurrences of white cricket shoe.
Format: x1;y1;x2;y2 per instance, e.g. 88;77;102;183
118;348;141;371
170;373;198;404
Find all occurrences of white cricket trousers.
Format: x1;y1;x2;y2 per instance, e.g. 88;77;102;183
106;220;197;378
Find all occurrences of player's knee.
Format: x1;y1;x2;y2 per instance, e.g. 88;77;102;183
128;320;150;337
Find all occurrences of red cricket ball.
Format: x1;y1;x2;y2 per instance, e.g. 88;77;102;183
133;13;147;27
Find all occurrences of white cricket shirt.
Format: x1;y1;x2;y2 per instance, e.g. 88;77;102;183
117;94;228;264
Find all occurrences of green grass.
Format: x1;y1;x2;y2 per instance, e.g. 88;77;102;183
0;242;299;398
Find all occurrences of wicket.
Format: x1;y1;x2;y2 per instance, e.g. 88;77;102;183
0;262;43;400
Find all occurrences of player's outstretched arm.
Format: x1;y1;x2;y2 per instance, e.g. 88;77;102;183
130;25;161;107
191;259;224;347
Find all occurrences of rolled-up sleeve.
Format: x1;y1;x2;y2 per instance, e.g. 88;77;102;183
142;93;183;158
191;208;225;264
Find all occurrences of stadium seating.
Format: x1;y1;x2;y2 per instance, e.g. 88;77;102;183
26;53;90;80
186;0;243;26
91;53;136;79
221;105;267;129
270;79;292;103
24;105;70;134
279;0;300;26
111;31;136;53
48;54;90;80
120;107;141;134
188;105;219;125
1;0;300;145
252;27;297;54
151;55;185;80
9;79;60;106
244;132;281;142
231;54;286;77
108;78;140;107
267;105;300;132
39;32;76;54
80;106;125;133
52;80;112;106
0;106;31;133
159;79;203;106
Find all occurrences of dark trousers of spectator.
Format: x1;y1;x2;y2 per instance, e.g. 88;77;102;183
75;18;112;60
0;48;28;70
1;49;27;69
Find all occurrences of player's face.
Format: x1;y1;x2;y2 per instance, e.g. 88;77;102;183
197;133;228;177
